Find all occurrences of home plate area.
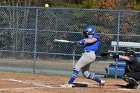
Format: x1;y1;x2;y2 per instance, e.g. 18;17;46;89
0;72;139;93
0;78;97;89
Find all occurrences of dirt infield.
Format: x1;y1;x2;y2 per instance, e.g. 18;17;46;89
0;72;139;93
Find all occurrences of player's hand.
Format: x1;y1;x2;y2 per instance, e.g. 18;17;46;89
75;40;85;45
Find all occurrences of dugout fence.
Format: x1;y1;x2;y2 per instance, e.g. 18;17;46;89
0;6;140;78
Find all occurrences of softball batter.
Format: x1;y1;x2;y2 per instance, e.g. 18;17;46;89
61;25;105;88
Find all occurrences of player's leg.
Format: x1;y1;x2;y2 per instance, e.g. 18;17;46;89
82;64;105;87
61;54;87;87
122;72;140;89
67;52;96;86
67;68;79;85
61;68;79;88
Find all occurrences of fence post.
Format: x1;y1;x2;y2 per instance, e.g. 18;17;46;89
115;11;121;79
33;8;38;74
72;46;76;68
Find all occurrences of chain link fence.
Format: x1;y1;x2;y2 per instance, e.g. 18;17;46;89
0;6;140;78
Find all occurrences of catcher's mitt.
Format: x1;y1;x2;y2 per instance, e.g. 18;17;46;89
100;52;111;57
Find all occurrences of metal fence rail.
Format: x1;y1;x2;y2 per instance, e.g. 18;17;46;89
0;6;140;78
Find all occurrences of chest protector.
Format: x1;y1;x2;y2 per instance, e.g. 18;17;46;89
125;57;140;72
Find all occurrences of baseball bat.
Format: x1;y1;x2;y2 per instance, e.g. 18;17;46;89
54;39;76;44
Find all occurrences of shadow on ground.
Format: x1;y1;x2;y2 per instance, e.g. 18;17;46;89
73;83;88;87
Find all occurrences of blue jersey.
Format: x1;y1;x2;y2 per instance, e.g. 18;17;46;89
81;34;100;52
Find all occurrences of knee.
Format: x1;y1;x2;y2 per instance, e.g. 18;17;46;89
82;71;90;78
122;74;135;83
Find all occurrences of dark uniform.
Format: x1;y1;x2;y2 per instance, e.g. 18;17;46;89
116;48;140;89
123;54;140;88
112;48;140;88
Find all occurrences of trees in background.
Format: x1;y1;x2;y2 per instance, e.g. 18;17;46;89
0;0;140;10
61;0;140;10
0;0;140;55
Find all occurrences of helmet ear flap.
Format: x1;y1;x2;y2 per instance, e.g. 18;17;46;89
82;31;88;38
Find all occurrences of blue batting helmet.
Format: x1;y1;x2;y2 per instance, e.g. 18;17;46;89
84;25;95;35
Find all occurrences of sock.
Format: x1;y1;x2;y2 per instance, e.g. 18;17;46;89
68;70;79;84
94;77;101;83
88;73;101;83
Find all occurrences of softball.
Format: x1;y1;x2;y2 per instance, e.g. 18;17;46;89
45;4;49;8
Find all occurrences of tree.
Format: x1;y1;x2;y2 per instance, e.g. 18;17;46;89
0;0;33;6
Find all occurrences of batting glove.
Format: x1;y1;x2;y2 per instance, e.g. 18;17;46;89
75;40;85;45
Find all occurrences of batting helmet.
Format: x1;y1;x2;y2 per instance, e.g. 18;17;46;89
84;25;95;35
124;48;136;56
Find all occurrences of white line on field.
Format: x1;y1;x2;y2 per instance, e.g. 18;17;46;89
0;79;134;90
0;87;37;91
0;78;54;88
118;88;131;90
110;88;131;91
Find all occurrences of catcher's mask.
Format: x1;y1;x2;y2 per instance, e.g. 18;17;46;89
124;48;136;56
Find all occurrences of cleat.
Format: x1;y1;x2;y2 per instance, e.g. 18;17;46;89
134;85;140;89
125;78;140;89
133;83;140;89
99;80;105;87
128;78;139;89
137;84;140;89
125;83;135;88
61;83;74;88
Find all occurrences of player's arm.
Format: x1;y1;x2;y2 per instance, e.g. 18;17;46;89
84;38;97;43
112;54;131;61
84;34;99;43
119;55;130;61
75;34;99;45
76;37;97;45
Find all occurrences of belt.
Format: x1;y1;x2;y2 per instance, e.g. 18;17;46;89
84;50;95;53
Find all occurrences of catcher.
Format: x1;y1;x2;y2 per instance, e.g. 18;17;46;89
61;25;105;88
112;48;140;89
